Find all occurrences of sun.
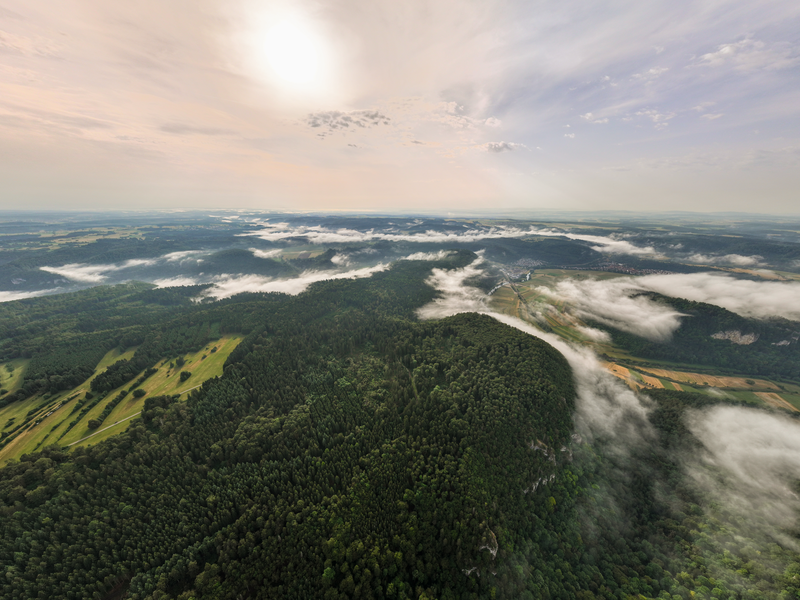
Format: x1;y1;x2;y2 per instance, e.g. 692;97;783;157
262;18;322;87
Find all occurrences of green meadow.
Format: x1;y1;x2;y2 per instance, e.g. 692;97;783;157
0;335;242;464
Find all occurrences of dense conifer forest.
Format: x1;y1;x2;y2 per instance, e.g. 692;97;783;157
0;255;798;599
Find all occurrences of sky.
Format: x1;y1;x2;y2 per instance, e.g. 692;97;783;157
1;0;799;213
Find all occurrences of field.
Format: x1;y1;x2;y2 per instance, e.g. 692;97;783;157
0;358;29;394
0;226;145;251
0;335;242;464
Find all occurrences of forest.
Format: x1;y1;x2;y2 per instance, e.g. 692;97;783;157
0;254;798;599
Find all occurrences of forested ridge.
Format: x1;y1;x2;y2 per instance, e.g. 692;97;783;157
0;256;798;599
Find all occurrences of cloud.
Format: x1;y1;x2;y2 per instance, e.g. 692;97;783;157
686;253;764;266
306;110;391;137
242;223;663;258
250;248;282;259
580;113;609;124
402;250;455;261
163;250;207;263
196;264;388;300
330;253;351;266
531;229;664;258
696;37;800;72
39;250;211;284
575;325;612;343
39;258;158;282
631;66;669;81
537;278;687;341
636;272;800;321
564;133;575;138
484;117;501;127
0;288;62;303
415;255;489;320
242;223;541;244
691;102;716;112
153;276;200;288
634;108;675;130
686;405;800;548
543;272;800;323
701;113;723;120
483;141;527;153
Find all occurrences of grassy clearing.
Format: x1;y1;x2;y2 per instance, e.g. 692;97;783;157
0;346;137;463
0;358;29;394
489;287;518;315
0;335;242;463
69;334;242;451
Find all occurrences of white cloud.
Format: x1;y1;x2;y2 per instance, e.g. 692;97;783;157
580;112;609;124
402;250;455;261
250;248;282;259
635;108;675;129
701;113;724;120
631;66;669;81
634;272;800;321
532;229;664;258
564;133;575;138
686;253;764;266
0;288;62;303
545;272;800;323
242;224;662;258
696;37;800;72
687;405;800;548
484;117;502;127
39;258;157;283
538;277;687;341
575;324;612;343
415;255;488;320
243;223;537;244
483;141;527;153
197;264;388;300
534;269;800;339
153;276;200;288
163;250;207;262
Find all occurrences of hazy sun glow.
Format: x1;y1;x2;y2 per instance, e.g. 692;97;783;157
263;18;322;86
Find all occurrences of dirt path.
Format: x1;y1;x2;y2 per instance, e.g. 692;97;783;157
67;411;142;446
66;383;205;447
